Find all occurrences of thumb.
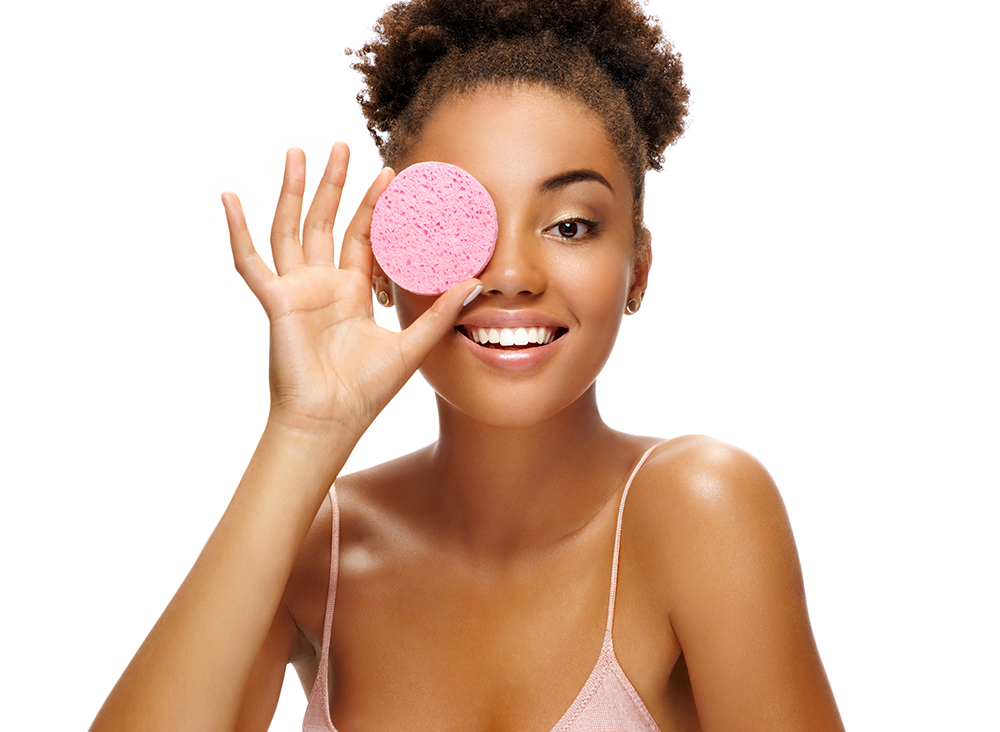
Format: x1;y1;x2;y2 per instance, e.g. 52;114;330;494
397;280;484;365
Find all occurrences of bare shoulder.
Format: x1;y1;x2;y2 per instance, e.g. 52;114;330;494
282;456;396;639
283;445;435;631
281;448;436;685
626;435;844;730
280;458;391;690
628;434;802;603
281;493;334;675
629;435;793;555
638;434;784;512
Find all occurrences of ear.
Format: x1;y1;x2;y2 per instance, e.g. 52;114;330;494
629;226;652;303
371;259;395;307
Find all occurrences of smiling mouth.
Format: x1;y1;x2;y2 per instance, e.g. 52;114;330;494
459;325;566;348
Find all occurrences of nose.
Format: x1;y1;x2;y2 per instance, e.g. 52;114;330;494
478;222;546;297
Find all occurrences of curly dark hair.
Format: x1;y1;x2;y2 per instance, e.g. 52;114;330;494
349;0;688;177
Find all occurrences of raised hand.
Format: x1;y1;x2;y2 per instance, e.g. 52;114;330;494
222;144;481;441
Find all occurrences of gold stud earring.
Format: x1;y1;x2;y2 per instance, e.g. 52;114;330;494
625;298;641;315
377;290;391;307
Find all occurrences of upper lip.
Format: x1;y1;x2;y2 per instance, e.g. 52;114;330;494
455;310;567;330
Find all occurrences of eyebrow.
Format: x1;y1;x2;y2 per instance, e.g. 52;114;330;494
539;169;614;194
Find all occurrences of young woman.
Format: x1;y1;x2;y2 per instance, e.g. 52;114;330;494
92;1;844;730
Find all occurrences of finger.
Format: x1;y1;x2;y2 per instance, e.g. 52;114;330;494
338;167;394;277
222;192;275;301
269;148;307;276
397;279;484;368
302;142;349;266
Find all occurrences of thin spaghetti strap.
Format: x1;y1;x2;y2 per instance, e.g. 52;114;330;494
320;487;340;661
605;443;663;635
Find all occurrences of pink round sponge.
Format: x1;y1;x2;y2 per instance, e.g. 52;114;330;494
370;161;497;296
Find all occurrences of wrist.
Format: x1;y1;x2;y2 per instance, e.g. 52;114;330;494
265;406;366;445
255;416;359;491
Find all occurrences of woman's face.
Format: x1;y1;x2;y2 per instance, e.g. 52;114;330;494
388;84;648;427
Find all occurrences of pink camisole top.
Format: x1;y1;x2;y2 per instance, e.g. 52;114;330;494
303;444;664;732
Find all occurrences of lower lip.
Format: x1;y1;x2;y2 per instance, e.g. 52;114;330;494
456;330;564;370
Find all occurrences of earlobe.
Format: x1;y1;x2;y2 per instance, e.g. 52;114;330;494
625;227;652;314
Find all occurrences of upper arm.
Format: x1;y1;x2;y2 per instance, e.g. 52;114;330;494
650;438;844;732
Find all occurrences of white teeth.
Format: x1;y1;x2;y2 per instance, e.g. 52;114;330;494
467;326;558;346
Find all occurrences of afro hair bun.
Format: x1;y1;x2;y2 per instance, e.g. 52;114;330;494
350;0;689;171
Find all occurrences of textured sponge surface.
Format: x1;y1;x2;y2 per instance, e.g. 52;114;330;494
370;161;497;295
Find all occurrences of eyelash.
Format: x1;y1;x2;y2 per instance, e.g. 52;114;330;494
545;217;601;241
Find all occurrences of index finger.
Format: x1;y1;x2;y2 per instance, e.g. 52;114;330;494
338;167;394;277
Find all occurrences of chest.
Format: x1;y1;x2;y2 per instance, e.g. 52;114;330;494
326;533;616;731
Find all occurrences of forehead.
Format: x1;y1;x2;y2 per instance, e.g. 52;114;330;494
399;85;631;202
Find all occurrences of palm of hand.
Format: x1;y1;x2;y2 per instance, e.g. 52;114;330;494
264;263;407;430
222;145;480;439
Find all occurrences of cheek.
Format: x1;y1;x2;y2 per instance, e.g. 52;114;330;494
555;250;634;322
392;287;436;330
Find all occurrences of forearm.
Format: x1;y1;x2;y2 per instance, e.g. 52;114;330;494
91;420;354;732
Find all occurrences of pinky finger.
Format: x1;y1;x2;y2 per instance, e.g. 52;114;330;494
222;192;275;300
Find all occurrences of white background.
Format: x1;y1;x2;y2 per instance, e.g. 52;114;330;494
1;0;997;729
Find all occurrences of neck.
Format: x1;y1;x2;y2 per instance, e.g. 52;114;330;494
421;385;630;559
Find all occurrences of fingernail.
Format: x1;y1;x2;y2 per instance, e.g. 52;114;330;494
462;284;484;307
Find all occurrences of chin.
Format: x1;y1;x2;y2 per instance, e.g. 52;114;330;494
417;325;614;430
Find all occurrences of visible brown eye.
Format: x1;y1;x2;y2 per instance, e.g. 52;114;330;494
545;218;597;239
558;221;580;237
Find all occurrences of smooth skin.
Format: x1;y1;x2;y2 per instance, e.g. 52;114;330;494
92;87;844;732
